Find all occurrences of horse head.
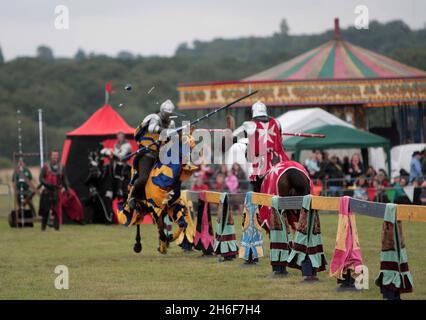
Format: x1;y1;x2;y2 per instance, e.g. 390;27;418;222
179;128;198;181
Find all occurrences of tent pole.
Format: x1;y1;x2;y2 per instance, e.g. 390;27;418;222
386;146;392;179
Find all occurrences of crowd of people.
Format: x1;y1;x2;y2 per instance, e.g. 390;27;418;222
191;163;248;193
10;131;132;229
303;149;426;202
11;150;74;230
189;148;426;204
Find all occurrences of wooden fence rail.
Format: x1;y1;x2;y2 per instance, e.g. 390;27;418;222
184;191;426;223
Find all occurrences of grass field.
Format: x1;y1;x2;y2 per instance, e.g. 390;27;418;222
1;200;426;300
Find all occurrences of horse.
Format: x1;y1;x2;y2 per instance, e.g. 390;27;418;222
275;165;311;231
117;131;198;254
259;160;322;280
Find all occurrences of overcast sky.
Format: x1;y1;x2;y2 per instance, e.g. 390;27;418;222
0;0;425;61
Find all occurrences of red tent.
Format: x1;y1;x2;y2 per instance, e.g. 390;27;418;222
61;104;138;209
62;104;136;164
66;104;135;137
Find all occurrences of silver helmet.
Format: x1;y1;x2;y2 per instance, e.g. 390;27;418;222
251;100;268;118
160;99;175;119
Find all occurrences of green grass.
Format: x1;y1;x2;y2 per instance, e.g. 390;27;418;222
0;205;426;300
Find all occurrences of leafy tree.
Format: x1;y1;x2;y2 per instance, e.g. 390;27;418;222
117;51;134;60
36;45;54;62
0;45;4;64
74;48;87;61
279;19;289;36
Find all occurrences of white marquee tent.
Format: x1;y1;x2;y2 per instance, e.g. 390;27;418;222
276;108;353;138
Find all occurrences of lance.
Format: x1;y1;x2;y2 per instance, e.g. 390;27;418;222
199;128;325;138
281;132;325;138
123;90;259;161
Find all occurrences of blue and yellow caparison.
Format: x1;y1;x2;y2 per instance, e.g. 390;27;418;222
117;132;197;232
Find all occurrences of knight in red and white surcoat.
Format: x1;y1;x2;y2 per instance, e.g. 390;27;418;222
233;101;289;192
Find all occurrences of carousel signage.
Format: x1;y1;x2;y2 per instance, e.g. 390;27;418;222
177;78;426;109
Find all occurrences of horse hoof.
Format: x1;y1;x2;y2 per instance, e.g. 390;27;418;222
201;253;214;258
133;243;142;253
272;271;289;277
336;285;359;292
157;248;167;255
303;276;319;282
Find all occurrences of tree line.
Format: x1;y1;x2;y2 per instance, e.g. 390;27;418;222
0;19;425;167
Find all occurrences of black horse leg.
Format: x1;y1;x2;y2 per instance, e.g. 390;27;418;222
281;169;318;280
133;224;142;253
156;215;170;254
276;169;311;277
250;178;263;193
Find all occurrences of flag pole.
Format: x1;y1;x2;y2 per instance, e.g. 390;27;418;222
38;109;44;167
16;109;25;227
105;82;112;104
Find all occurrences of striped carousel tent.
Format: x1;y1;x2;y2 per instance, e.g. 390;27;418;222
244;30;426;81
177;18;426;143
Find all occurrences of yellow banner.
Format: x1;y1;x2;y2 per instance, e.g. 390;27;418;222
178;78;426;109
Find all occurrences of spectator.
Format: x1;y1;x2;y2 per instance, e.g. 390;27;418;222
409;151;423;184
322;151;330;163
192;173;209;192
399;168;410;182
318;151;329;178
375;169;390;188
323;155;344;196
215;164;228;177
394;176;411;204
365;166;377;186
232;163;247;191
225;170;239;193
342;156;350;176
305;151;320;177
421;148;426;176
372;169;391;203
199;163;214;180
232;163;246;180
353;175;368;200
214;173;226;192
348;153;364;179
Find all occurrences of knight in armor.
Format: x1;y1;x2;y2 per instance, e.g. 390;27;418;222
100;131;132;200
232;101;289;192
39;150;70;231
112;132;132;199
125;99;176;211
